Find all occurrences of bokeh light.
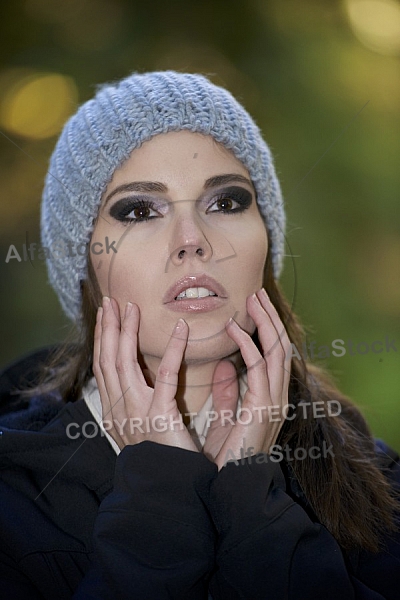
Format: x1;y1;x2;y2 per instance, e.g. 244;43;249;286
0;71;78;139
344;0;400;55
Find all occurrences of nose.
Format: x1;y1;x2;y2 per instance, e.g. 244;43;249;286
168;213;213;267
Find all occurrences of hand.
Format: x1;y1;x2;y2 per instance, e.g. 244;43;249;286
93;296;198;453
203;288;292;470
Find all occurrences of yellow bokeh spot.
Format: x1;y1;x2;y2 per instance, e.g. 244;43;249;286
345;0;400;55
0;72;78;139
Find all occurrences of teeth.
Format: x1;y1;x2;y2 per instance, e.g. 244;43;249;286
198;287;213;298
175;287;217;300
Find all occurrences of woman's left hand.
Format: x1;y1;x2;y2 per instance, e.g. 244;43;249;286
203;288;292;470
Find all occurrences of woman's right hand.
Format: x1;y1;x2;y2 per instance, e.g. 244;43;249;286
93;296;198;453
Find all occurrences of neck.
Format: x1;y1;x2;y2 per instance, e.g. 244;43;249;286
140;351;244;424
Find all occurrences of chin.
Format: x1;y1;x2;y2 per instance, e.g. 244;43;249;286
182;334;240;364
186;320;230;343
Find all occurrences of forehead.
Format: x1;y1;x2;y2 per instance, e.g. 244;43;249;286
106;130;250;189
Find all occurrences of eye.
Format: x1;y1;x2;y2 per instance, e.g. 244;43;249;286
109;198;161;224
207;187;253;215
208;197;237;212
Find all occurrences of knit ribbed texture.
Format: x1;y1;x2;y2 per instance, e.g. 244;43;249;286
41;70;285;323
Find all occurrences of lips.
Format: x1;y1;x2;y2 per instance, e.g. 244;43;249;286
163;274;228;304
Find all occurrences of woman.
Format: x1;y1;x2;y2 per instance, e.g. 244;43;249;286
0;70;399;599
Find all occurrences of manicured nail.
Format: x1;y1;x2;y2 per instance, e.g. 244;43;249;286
102;296;110;311
227;317;239;328
96;306;103;322
174;318;186;333
251;292;262;307
124;302;133;319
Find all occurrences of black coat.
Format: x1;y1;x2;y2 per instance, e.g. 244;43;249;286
0;347;399;599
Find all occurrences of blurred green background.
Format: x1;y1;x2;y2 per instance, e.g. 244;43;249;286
0;0;399;448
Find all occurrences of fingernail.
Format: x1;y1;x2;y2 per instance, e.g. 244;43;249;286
227;317;239;328
251;292;261;305
174;318;186;333
260;288;268;299
102;296;110;310
124;302;133;319
96;306;103;322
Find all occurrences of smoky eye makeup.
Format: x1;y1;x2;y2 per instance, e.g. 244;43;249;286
206;186;253;214
108;195;167;224
107;185;254;225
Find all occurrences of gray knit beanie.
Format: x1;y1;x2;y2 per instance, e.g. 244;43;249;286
41;70;285;323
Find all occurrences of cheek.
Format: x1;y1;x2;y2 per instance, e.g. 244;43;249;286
89;228;108;296
89;223;137;298
101;244;159;318
237;232;268;285
233;230;267;332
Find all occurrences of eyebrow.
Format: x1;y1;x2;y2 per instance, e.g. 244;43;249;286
102;173;253;208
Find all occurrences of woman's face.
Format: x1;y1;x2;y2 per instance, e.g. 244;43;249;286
91;130;268;365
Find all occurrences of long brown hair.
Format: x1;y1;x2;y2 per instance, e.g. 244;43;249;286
20;245;398;553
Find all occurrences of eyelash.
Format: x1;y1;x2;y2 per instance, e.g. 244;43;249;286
111;199;158;224
109;189;252;225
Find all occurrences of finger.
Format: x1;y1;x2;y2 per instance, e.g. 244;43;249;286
225;317;269;407
247;293;285;405
210;360;238;431
153;319;188;416
93;305;123;445
255;289;292;405
256;288;292;360
93;306;111;418
99;296;127;423
116;302;147;394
